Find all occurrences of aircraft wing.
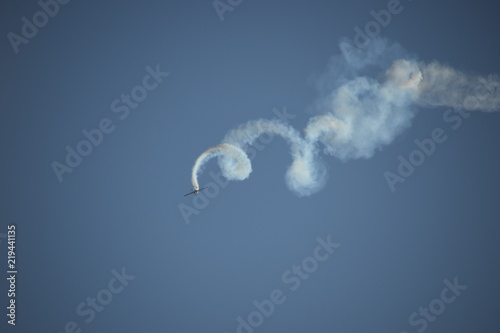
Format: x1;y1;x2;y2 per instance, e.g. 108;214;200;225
183;187;208;197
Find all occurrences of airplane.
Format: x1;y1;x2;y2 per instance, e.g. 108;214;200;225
184;187;208;197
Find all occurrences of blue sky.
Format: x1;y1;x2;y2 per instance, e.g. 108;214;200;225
1;1;500;332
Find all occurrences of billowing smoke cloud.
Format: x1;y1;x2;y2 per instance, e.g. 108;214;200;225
190;38;500;196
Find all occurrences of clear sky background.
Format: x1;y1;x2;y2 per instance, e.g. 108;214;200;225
1;0;500;332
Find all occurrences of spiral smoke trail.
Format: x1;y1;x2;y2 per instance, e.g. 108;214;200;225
190;39;500;196
191;144;252;191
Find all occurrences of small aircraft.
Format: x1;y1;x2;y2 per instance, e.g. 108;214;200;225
184;187;208;197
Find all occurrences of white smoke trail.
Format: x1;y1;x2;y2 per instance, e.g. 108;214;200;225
191;144;251;191
190;39;500;196
416;61;500;111
221;119;327;196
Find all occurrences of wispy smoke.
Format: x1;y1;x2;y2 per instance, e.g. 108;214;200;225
416;61;500;111
190;38;499;196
